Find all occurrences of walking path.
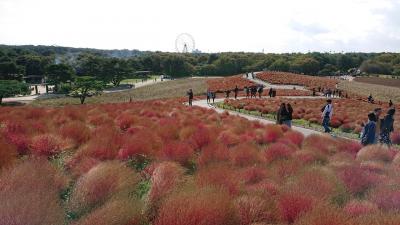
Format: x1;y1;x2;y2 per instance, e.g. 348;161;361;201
192;97;322;137
244;74;307;90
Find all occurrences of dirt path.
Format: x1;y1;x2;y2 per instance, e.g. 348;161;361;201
192;97;323;137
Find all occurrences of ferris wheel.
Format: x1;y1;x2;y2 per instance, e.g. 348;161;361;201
175;33;195;53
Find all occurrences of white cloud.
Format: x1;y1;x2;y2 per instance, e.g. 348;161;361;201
0;0;399;52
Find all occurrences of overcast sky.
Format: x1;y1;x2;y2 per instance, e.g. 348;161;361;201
0;0;399;53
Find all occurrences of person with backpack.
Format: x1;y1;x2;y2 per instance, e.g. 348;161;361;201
234;86;239;99
321;99;333;133
360;112;377;146
380;108;396;146
187;89;194;106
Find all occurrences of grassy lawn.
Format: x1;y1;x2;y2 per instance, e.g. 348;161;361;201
120;75;161;84
33;78;208;106
339;80;400;102
215;102;360;139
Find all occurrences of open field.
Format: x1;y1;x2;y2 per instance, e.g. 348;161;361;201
33;78;208;106
338;80;400;103
354;77;400;88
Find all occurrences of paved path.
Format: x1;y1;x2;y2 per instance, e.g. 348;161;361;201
244;74;307;90
192;98;321;137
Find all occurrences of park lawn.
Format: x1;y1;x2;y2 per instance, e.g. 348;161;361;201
33;77;208;106
338;80;400;102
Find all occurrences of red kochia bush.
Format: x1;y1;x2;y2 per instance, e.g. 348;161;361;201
60;121;90;145
148;162;185;206
344;200;378;217
356;145;393;163
338;165;375;195
29;134;62;156
197;142;230;167
0;158;67;225
277;192;314;223
391;132;400;145
293;204;351;225
161;142;194;165
73;199;146;225
0;138;18;169
69;161;139;214
264;143;295;163
235;195;277;225
242;166;267;185
196;164;241;196
262;125;283;144
370;188;400;211
230;142;263;167
282;130;304;146
155;187;239;225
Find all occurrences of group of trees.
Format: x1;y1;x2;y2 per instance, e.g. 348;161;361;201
1;45;400;104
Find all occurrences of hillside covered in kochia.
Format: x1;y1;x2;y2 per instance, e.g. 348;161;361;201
1;45;400;81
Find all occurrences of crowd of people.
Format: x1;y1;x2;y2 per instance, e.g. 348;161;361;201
188;87;397;146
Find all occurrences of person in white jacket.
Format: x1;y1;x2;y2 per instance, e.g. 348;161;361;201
322;99;333;133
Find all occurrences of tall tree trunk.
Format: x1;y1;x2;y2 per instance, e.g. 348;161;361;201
80;96;85;104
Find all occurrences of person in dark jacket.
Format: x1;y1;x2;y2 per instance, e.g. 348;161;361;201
389;99;393;108
234;86;239;99
380;108;396;146
276;103;288;125
257;86;263;98
245;86;250;98
187;89;193;106
268;88;273;98
361;112;377;146
283;103;293;127
212;92;216;103
225;90;231;98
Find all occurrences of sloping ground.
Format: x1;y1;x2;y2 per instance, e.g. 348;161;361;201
338;80;400;103
33;78;208;106
354;77;400;88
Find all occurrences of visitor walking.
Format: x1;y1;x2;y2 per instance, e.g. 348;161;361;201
225;90;231;98
284;103;293;127
187;89;193;106
257;86;263;98
206;89;211;104
380;108;396;146
234;86;239;99
373;108;383;143
360;112;377;146
268;88;273;98
276;103;289;125
368;94;374;103
212;92;216;103
251;86;257;98
389;99;393;108
321;99;333;133
245;86;250;98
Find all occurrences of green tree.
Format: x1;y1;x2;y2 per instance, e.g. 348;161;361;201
45;64;75;92
0;80;30;104
290;57;320;75
70;76;104;104
103;59;133;86
269;59;290;71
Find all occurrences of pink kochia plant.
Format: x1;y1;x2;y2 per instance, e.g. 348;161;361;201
29;134;61;156
277;192;314;223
